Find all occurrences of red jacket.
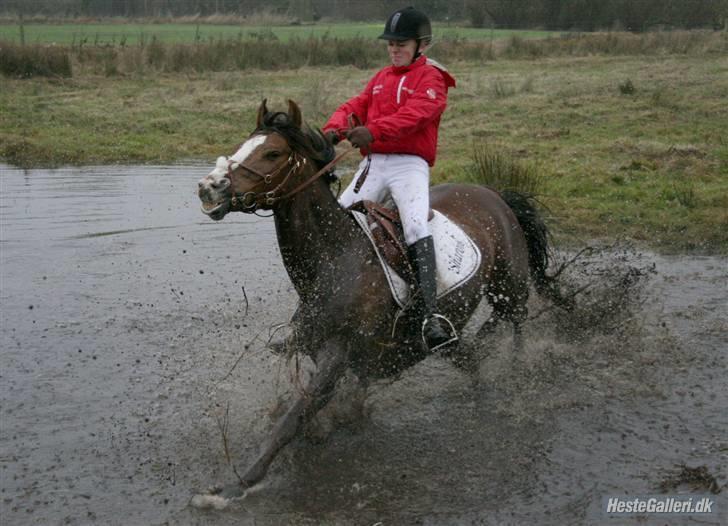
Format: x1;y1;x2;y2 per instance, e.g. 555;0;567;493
324;55;456;166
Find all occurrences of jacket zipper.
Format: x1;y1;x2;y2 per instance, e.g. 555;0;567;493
396;76;407;105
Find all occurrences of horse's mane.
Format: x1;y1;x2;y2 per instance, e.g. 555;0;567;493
255;111;335;171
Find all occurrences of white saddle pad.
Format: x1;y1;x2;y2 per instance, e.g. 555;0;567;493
351;209;482;309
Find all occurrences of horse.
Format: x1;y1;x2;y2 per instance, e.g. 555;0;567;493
196;99;558;498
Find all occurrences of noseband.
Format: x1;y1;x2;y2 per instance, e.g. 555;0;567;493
225;152;306;212
224;147;355;214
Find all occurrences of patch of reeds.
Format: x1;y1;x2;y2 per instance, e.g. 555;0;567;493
0;42;72;77
491;79;516;98
178;11;296;26
650;88;681;111
488;75;535;98
464;143;543;195
2;30;725;78
663;182;697;209
618;79;636;95
498;30;727;58
520;75;536;93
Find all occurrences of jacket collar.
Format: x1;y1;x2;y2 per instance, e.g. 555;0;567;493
390;55;427;75
388;55;456;88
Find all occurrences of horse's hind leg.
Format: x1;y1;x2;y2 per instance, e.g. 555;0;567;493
479;290;528;353
513;321;525;353
510;296;529;353
474;311;500;341
447;342;479;379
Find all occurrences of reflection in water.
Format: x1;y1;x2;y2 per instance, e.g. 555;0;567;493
0;164;726;526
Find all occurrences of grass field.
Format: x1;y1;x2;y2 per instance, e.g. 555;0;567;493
0;22;553;45
1;31;726;252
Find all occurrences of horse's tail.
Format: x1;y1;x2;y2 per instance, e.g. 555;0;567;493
499;190;573;310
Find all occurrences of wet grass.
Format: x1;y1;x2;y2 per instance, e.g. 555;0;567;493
1;50;726;252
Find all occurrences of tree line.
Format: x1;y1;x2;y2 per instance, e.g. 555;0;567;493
1;0;725;30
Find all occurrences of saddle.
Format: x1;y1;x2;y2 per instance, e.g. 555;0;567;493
349;200;482;309
348;200;433;284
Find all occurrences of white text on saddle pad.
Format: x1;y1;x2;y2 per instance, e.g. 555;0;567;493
351;210;482;309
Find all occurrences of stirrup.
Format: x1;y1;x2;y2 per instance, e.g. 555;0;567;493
422;314;458;352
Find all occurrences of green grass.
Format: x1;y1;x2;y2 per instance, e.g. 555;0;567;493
0;22;554;45
1;51;726;252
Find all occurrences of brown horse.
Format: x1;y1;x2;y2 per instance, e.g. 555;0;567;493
196;100;557;497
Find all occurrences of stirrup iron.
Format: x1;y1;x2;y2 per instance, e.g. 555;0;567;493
422;314;458;352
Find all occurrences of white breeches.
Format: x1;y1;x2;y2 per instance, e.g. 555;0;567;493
339;154;431;245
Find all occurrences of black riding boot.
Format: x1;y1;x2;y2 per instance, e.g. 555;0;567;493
407;236;458;352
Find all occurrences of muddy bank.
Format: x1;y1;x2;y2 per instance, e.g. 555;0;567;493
0;164;725;525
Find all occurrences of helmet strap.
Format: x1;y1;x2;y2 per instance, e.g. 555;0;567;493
412;39;425;63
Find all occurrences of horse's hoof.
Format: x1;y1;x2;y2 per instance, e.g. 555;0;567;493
190;492;232;510
189;482;247;509
215;482;248;499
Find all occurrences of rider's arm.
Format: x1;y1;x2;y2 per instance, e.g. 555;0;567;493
323;76;378;141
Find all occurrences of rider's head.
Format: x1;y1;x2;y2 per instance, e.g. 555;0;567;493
378;6;432;67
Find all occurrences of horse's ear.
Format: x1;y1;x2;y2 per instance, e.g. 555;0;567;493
256;99;269;128
287;99;302;129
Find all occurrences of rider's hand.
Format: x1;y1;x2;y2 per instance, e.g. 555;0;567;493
346;126;374;149
324;130;340;145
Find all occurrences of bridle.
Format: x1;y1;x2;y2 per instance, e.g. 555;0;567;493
225;151;304;213
224;142;355;214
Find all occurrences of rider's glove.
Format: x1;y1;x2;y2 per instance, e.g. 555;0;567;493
346;126;374;150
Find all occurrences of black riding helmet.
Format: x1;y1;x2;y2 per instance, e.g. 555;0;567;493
379;6;432;45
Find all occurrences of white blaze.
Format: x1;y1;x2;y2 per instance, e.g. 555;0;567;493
206;134;267;180
231;134;267;165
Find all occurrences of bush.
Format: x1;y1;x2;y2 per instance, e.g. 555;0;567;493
464;143;543;194
618;79;635;95
0;42;72;78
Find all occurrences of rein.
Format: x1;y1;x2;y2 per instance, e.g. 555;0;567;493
226;147;356;213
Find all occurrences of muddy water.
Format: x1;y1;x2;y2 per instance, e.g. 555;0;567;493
1;164;726;525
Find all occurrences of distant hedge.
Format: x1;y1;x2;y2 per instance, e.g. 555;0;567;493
2;30;726;78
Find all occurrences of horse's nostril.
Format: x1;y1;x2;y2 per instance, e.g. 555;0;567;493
211;179;229;190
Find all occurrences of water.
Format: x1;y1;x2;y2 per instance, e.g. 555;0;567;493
1;164;726;525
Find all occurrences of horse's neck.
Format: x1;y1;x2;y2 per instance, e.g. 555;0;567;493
274;177;358;299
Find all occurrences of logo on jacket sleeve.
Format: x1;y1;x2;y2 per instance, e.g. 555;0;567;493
426;88;437;99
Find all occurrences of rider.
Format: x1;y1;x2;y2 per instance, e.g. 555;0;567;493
323;6;457;352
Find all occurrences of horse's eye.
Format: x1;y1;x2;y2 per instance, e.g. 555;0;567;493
265;151;282;161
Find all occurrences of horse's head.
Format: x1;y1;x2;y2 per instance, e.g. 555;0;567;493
198;99;334;220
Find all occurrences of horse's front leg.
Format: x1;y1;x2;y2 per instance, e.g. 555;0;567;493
240;337;347;489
